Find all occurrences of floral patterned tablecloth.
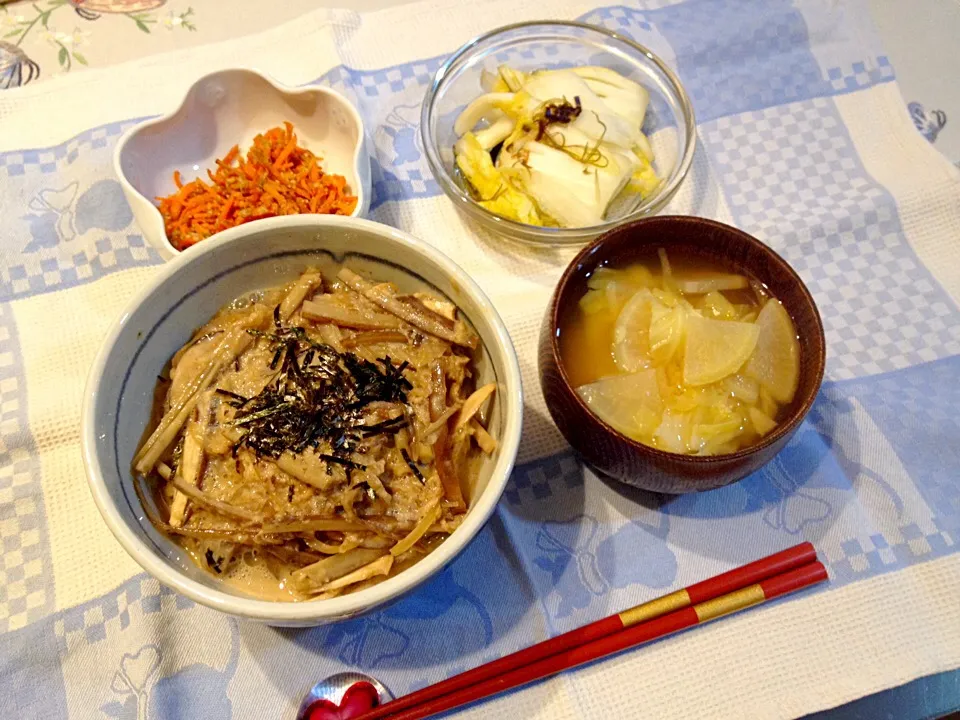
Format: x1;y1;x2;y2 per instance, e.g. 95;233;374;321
0;0;322;84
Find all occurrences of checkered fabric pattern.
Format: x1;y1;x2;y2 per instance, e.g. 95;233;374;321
317;62;446;206
826;523;957;584
53;578;183;653
331;61;442;99
587;6;654;32
702;99;960;378
0;305;51;633
504;454;583;507
1;235;158;300
827;57;895;93
0;120;161;301
0;121;136;178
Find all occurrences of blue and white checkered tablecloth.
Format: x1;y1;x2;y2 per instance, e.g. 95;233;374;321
1;0;959;718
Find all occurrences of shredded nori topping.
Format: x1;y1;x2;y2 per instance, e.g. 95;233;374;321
205;549;224;574
229;307;413;467
536;96;582;141
359;415;409;436
215;388;248;403
401;448;425;484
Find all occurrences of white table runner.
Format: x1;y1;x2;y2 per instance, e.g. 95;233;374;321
1;0;959;717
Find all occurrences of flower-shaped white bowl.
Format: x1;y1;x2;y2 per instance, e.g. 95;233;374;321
81;215;523;625
114;68;371;260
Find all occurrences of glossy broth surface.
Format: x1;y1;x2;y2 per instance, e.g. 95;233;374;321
559;250;800;455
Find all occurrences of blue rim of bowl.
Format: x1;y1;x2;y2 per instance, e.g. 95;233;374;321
80;215;524;622
420;20;698;245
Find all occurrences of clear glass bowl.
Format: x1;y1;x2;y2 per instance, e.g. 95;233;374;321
421;21;696;246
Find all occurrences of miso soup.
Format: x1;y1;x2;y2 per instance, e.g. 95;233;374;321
559;249;800;456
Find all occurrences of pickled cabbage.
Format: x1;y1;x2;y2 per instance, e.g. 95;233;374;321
453;63;658;228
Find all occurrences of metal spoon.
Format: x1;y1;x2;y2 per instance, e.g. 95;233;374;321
297;672;392;720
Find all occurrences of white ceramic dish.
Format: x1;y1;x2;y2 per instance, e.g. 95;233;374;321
114;68;371;260
81;215;523;625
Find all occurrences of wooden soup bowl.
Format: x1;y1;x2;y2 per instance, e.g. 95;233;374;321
539;216;826;494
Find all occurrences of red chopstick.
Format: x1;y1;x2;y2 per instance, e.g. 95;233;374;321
362;561;827;720
356;543;818;720
382;561;827;720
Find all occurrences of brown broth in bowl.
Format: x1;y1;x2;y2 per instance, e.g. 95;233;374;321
558;249;800;456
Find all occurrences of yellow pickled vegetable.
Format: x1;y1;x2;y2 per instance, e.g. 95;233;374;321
454;133;545;226
749;407;778;436
699;291;738;320
682;314;759;387
612;289;654;371
648;302;686;366
577;370;662;440
452;63;659;228
745;299;800;403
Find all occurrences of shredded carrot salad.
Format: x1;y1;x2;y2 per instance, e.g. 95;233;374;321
156;122;358;251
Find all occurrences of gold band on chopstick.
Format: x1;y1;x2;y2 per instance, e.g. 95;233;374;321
619;589;691;627
694;583;766;622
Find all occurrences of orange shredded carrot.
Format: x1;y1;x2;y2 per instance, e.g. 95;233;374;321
274;136;297;170
263;183;285;208
184;193;212;210
155;123;358;251
217;197;234;225
220;144;240;167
